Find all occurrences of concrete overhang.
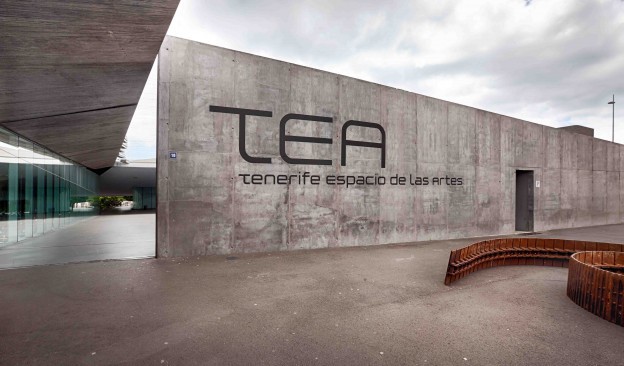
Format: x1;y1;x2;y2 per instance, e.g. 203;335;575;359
99;159;156;196
0;0;179;169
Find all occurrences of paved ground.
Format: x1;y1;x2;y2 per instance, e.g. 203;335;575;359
0;212;155;269
1;225;623;365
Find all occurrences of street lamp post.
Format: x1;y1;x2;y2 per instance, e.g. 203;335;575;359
608;95;615;142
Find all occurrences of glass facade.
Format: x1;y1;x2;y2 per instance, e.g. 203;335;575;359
0;127;99;247
132;187;156;210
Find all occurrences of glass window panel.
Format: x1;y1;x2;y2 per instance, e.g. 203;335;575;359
7;159;18;244
45;170;53;233
53;174;60;230
0;161;9;246
61;178;69;228
18;137;33;164
32;144;46;170
17;163;33;241
33;167;44;237
0;129;19;161
0;127;100;243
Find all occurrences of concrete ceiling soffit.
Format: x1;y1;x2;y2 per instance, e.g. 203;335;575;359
0;0;180;168
2;105;137;170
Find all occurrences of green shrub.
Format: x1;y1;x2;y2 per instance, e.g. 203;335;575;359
88;196;127;209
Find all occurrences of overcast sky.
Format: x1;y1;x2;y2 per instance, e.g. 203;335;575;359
125;0;624;160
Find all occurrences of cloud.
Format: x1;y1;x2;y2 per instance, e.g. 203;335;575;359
126;0;624;159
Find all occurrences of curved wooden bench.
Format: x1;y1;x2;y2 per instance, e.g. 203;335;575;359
444;238;624;285
445;238;624;326
568;252;624;326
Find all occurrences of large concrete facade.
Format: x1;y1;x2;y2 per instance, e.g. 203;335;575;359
157;36;624;257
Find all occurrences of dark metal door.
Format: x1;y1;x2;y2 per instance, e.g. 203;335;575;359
515;170;534;231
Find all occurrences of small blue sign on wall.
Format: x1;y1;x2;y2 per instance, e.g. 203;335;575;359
169;151;177;159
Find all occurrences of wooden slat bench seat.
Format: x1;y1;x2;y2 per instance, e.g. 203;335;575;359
445;238;624;326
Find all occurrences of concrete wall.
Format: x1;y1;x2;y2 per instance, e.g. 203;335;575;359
559;125;594;137
157;36;624;257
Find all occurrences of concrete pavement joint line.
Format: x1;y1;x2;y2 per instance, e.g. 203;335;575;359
0;240;156;250
0;256;156;271
445;237;624;326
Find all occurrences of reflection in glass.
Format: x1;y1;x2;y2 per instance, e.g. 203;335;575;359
0;127;99;247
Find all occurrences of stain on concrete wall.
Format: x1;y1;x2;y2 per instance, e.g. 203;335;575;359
157;36;624;257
